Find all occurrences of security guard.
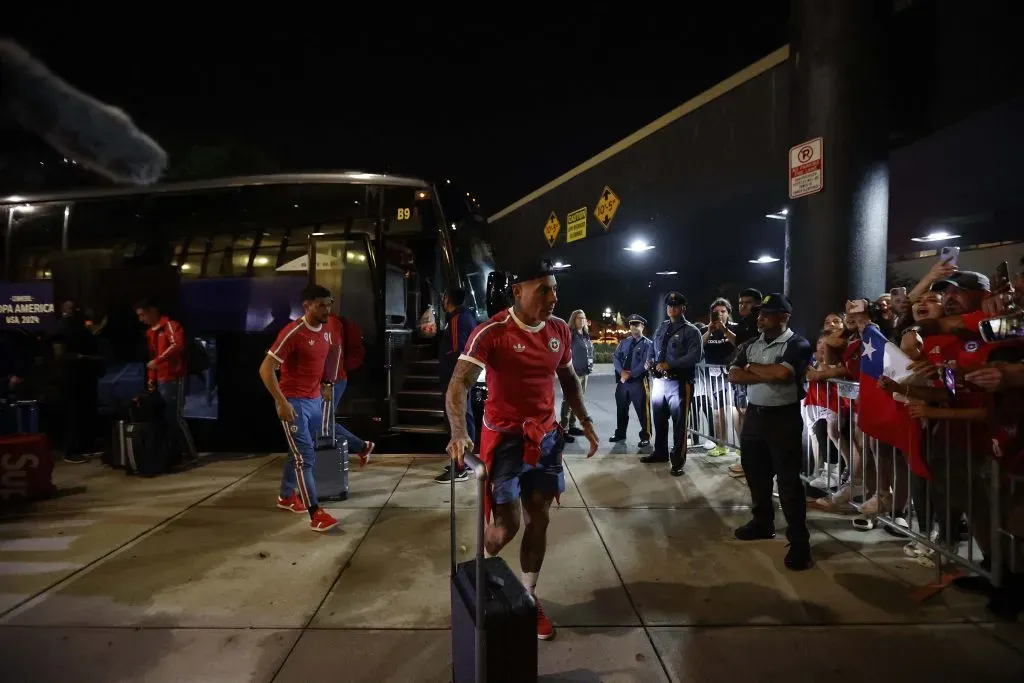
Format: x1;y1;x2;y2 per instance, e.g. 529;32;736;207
610;314;654;448
643;292;703;475
727;293;813;571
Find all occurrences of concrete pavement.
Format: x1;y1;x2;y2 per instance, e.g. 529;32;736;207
0;372;1022;682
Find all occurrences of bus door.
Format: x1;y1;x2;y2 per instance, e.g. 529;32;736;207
303;232;381;424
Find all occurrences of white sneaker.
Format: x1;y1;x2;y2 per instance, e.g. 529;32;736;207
808;464;841;491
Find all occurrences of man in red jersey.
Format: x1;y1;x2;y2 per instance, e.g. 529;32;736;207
445;259;599;641
258;284;340;533
136;299;198;466
321;313;374;465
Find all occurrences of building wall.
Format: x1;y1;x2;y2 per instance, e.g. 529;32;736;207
486;50;791;325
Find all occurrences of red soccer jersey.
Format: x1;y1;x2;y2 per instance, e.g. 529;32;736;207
460;308;573;433
267;317;332;399
146;316;187;383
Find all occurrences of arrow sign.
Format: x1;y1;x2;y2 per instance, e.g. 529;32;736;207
593;186;621;231
543;212;561;247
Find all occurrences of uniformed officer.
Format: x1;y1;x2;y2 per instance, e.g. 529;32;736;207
610;314;654;448
643;292;703;476
727;293;814;571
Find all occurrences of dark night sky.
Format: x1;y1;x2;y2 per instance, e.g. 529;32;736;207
5;6;789;212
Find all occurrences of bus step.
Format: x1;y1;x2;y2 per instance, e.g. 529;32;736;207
405;375;440;389
397;390;444;411
397;407;446;426
393;424;448;435
410;359;439;373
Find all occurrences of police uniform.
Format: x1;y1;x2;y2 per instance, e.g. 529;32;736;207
611;314;654;446
643;292;703;474
729;293;814;570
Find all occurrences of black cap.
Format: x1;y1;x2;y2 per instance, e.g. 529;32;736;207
509;258;555;285
664;291;687;307
627;313;647;325
759;292;792;314
930;271;991;293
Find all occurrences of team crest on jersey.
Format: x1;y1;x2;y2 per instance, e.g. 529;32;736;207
964;340;980;353
548;337;561;353
289;424;298;433
324;332;330;342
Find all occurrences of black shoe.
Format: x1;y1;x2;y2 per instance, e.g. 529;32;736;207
434;467;470;484
568;427;585;437
638;440;651;448
784;543;813;571
734;521;776;541
563;434;576;444
670;465;684;477
63;453;89;464
609;435;625;443
639;454;668;464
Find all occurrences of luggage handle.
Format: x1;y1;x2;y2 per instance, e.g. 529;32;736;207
450;451;487;683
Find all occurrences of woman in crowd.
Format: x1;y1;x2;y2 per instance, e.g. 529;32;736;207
561;309;595;444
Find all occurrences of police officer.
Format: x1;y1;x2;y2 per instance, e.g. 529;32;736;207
610;314;654;448
644;292;703;476
727;293;813;571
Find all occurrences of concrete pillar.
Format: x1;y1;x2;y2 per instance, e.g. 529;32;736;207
787;0;891;337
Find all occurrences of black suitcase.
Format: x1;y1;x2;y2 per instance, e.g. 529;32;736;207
314;386;349;501
113;393;171;477
450;453;537;683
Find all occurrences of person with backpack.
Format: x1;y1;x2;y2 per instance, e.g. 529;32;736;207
135;299;198;466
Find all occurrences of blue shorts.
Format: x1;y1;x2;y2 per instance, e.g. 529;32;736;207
481;426;566;505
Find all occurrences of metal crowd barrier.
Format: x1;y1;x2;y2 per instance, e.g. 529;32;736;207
685;365;1020;589
688;363;742;452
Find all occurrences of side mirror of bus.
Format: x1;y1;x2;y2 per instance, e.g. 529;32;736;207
486;271;511;318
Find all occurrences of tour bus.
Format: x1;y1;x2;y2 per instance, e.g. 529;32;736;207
0;172;498;452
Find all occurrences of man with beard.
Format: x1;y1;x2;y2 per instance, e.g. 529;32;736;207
259;284;340;533
444;259;598;641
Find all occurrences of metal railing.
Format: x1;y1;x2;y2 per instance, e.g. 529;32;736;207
683;364;1020;589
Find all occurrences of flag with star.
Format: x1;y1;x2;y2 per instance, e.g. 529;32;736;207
858;324;927;477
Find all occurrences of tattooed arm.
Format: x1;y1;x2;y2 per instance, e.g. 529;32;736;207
556;364;599;457
445;359;483;465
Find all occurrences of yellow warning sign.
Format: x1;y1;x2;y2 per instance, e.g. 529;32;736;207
594;186;621;231
566;207;587;243
543;212;561;247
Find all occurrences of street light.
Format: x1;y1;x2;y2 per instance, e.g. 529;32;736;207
624;239;655;253
655;270;678;276
911;230;961;243
766;208;788;220
552;261;571;270
749;255;781;264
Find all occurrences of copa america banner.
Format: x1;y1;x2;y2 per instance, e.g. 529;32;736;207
0;281;57;332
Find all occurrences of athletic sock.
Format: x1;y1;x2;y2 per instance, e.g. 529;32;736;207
522;571;538;596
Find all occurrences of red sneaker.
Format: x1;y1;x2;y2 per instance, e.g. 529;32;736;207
535;598;554;641
310;508;339;533
358;441;375;467
277;493;307;514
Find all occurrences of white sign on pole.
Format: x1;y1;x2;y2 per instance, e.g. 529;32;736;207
789;137;823;199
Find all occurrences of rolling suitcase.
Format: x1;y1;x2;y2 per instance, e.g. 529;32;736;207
114;393;170;477
315;385;349;501
450;453;537;683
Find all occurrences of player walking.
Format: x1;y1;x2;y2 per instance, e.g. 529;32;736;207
258;284;340;533
445;260;599;641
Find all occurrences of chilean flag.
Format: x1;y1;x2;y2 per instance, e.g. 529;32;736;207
858;325;929;478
